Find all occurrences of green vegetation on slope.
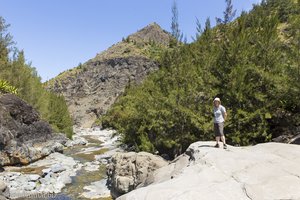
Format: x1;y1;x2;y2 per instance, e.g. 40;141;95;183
0;17;73;138
0;80;18;94
101;0;300;159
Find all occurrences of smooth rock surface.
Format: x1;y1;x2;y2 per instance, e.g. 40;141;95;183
118;141;300;200
28;174;40;182
51;164;66;173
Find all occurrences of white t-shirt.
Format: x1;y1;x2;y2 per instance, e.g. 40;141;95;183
213;105;226;123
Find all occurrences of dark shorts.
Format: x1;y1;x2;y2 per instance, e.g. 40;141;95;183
214;122;224;136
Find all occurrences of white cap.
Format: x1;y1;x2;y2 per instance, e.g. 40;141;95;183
213;97;221;102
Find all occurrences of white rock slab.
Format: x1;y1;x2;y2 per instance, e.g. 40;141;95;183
118;142;300;200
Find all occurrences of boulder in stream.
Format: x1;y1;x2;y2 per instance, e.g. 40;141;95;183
107;151;168;198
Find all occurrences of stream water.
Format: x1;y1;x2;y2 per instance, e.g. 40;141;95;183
6;128;120;200
55;142;106;199
54;128;118;200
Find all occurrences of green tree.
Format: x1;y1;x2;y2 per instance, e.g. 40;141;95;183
48;93;73;138
0;16;73;138
192;18;203;41
101;0;300;158
216;0;236;25
171;0;181;40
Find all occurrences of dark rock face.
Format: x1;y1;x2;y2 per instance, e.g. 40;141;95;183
0;94;67;166
48;56;159;127
0;94;51;143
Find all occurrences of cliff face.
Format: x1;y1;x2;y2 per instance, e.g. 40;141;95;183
46;23;171;128
49;57;159;128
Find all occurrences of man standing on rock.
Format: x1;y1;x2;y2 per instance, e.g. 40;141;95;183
213;97;227;149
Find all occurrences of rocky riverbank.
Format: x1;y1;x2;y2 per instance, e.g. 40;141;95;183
0;153;81;199
62;127;122;199
116;141;300;200
0;127;121;199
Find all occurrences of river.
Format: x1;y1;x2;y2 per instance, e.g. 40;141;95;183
56;127;119;200
1;128;120;200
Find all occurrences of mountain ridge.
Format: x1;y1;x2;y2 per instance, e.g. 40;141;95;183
46;23;172;127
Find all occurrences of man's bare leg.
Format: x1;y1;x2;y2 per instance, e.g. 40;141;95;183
215;136;220;147
221;135;226;145
221;135;227;149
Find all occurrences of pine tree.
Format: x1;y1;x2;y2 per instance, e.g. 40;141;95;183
193;18;203;41
216;0;236;25
0;17;12;67
171;0;181;40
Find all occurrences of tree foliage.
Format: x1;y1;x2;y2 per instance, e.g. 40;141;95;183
101;0;300;159
0;16;73;138
216;0;236;25
171;0;181;40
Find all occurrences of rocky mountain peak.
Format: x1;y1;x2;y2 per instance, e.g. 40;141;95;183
127;22;171;46
47;23;171;127
91;22;172;61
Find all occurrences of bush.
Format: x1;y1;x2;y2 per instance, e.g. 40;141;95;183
0;80;17;94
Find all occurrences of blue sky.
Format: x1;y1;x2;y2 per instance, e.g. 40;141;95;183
0;0;261;82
